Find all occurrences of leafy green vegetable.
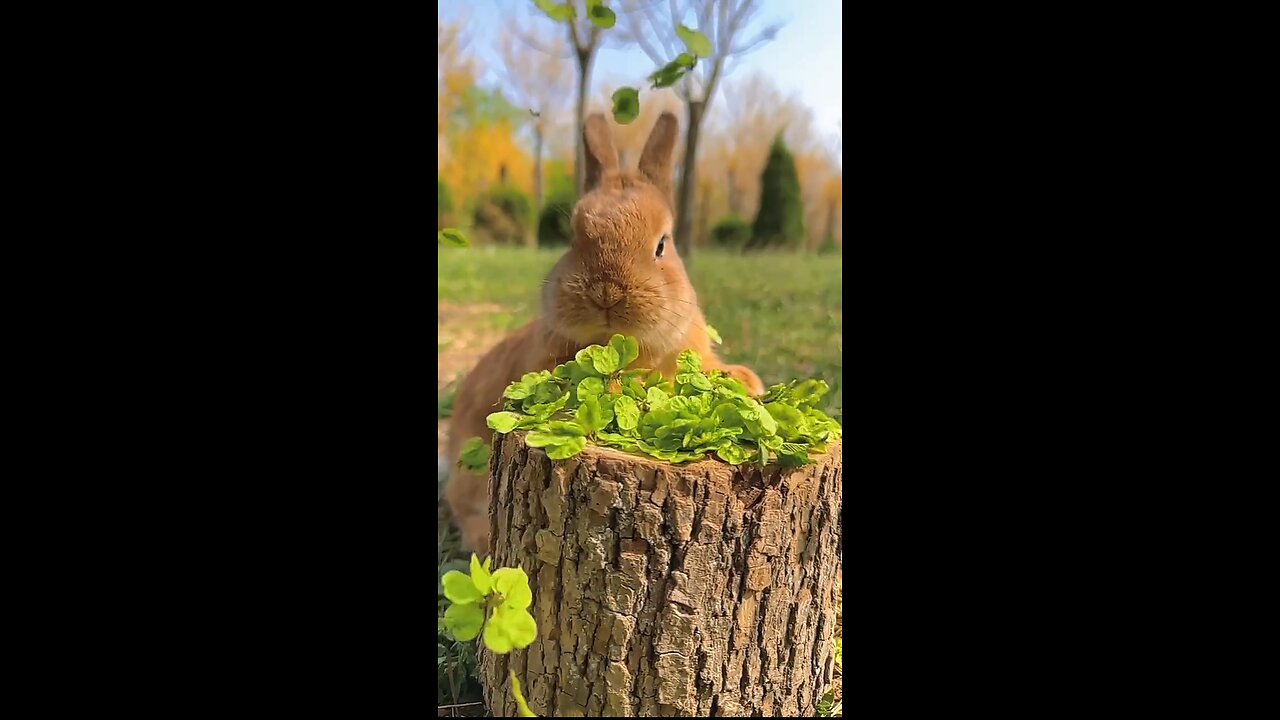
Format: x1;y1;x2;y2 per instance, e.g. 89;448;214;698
458;437;490;472
438;228;469;247
676;25;713;58
612;87;640;124
487;411;524;433
485;334;840;465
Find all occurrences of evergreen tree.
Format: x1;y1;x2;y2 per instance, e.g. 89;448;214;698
750;134;805;249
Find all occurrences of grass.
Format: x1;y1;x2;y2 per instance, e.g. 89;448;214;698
437;245;842;716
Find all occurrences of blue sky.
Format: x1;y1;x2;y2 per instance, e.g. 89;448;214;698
440;1;842;150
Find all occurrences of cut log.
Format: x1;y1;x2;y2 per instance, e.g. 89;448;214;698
481;432;842;717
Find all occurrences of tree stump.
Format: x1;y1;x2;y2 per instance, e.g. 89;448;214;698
481;432;842;717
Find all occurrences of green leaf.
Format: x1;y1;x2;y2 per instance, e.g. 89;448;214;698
545;436;587;459
492;566;533;610
791;379;830;407
444;602;485;642
648;59;689;89
716;443;752;465
614;395;640;431
675;52;696;69
458;437;490;472
486;605;538;653
487;411;523;434
676;372;713;391
576;397;607;433
646;385;669;407
470;554;493;595
524;431;563;448
504;371;552;400
534;0;575;22
586;0;616;28
438;228;469;247
577;376;604;401
524;392;570;420
676;350;701;373
609;334;640;369
547;420;586;436
676;25;713;58
442;570;484;605
511;672;538;717
705;324;722;344
573;348;605;377
590;345;620;375
612;87;640;125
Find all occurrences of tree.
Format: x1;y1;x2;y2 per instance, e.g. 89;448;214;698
500;26;574;215
438;19;479;141
621;0;780;263
439;88;536;227
522;1;619;199
750;134;804;249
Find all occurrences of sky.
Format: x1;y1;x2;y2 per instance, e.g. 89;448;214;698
440;0;842;155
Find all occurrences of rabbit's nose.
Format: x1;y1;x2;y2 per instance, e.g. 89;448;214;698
594;282;624;309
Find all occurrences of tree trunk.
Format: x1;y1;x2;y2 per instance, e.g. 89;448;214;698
823;197;837;252
574;50;594;199
535;126;545;211
727;166;739;218
481;433;842;718
697;182;710;249
675;101;705;265
533;125;544;249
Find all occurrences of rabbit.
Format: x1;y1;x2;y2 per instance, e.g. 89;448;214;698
444;111;765;554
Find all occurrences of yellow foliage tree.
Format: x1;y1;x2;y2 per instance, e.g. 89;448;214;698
440;122;535;228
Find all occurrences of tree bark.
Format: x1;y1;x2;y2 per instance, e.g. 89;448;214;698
697;182;710;248
481;433;842;717
727;166;739;218
534;125;545;211
675;101;705;265
532;125;544;249
573;50;595;199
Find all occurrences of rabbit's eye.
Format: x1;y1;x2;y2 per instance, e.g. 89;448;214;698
656;235;667;258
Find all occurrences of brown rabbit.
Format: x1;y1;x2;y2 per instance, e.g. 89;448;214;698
444;112;765;554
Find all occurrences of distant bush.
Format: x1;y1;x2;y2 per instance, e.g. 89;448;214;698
538;199;575;247
438;177;453;230
750;135;805;250
710;216;751;249
474;184;534;245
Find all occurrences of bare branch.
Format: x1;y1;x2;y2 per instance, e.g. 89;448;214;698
566;10;583;53
625;0;674;67
516;28;575;58
728;0;758;31
729;24;779;55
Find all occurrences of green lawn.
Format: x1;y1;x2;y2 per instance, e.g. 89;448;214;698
437;247;842;420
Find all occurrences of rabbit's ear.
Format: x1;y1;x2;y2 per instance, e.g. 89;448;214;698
583;114;619;192
638;112;679;198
